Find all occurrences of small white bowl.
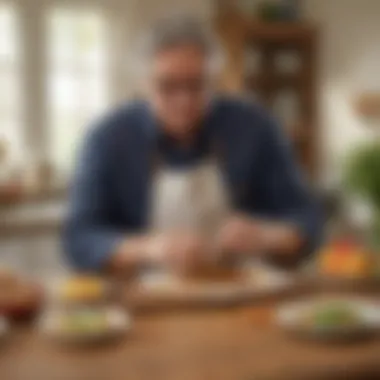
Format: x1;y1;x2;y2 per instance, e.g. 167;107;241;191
38;307;132;345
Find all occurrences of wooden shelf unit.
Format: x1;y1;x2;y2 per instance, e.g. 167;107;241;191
216;10;319;178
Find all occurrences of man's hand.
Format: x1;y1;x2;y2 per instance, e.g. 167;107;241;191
109;231;210;275
215;215;263;256
215;215;303;259
146;231;209;273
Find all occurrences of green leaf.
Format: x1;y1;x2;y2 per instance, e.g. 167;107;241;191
344;141;380;210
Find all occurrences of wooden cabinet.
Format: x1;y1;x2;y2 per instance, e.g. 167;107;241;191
216;10;319;178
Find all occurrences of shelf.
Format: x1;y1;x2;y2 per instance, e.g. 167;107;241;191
246;21;317;44
216;9;317;44
246;73;303;90
290;124;311;145
216;9;318;177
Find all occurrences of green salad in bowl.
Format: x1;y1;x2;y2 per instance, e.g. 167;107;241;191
60;308;108;335
304;302;362;330
276;297;380;342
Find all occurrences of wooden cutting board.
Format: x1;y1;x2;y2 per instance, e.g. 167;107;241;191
122;264;303;312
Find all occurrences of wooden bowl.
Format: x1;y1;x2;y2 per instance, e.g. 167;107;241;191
0;283;44;322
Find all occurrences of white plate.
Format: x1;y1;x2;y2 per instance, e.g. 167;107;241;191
276;296;380;342
139;263;294;296
38;307;132;344
139;270;242;299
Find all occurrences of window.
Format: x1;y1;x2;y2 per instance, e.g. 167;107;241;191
47;8;109;176
0;3;22;161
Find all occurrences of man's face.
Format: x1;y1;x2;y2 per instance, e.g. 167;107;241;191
147;45;211;137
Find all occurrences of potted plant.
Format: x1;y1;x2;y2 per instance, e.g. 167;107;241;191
345;141;380;249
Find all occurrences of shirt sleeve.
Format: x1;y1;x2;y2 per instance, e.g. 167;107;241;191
255;113;324;261
62;122;125;272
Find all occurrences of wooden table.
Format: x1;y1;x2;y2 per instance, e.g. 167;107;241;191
1;299;380;380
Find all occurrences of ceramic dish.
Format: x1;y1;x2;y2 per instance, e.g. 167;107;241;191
39;307;132;344
276;296;380;342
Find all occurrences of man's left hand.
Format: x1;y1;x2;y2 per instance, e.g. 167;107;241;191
215;215;303;259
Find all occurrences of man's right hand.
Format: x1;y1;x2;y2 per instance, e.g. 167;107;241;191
109;231;210;275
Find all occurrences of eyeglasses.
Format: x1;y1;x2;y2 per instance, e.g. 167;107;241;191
154;76;209;97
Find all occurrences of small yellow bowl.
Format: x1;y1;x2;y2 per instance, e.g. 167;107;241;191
59;276;108;304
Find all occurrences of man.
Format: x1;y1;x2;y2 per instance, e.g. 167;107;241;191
64;15;322;274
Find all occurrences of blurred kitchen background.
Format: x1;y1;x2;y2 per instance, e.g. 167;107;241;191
0;0;379;279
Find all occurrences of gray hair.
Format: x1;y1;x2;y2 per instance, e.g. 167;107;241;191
135;14;225;75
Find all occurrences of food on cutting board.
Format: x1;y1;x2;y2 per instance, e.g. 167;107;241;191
58;276;108;305
137;261;294;299
183;263;241;283
318;238;373;278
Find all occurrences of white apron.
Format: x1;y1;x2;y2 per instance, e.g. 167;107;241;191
144;156;291;288
150;159;230;237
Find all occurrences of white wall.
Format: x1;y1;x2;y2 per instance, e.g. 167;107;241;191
303;0;380;187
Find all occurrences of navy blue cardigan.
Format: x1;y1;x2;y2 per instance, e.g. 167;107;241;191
63;97;323;271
